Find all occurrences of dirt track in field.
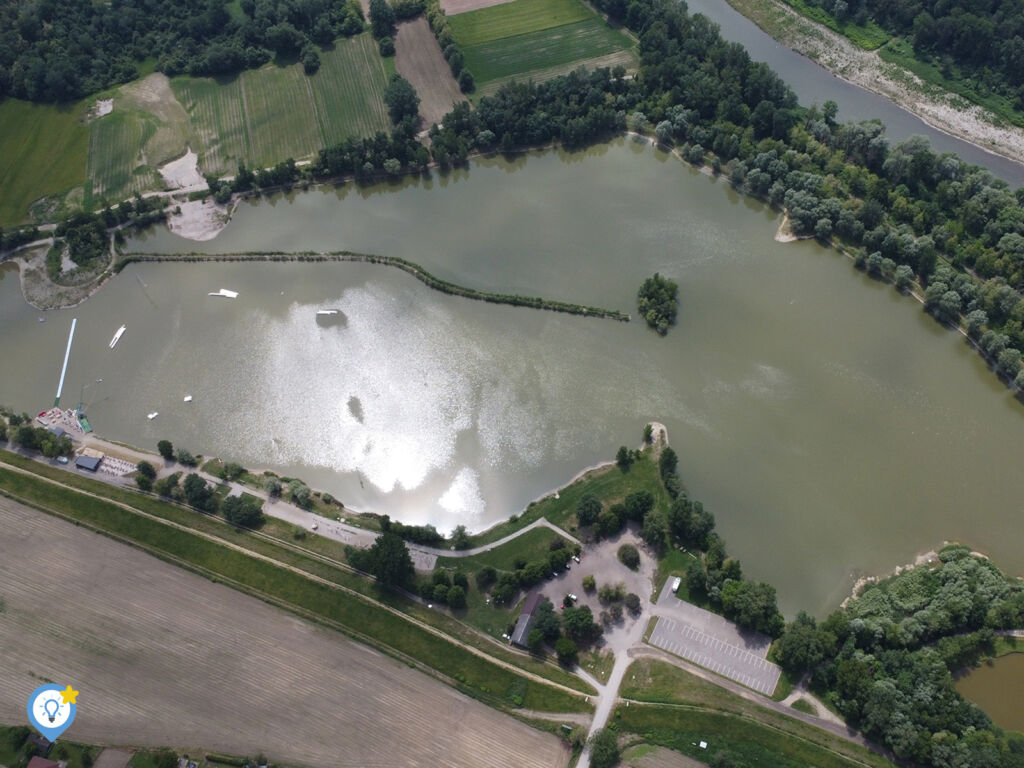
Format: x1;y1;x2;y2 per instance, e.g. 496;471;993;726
0;497;569;768
394;18;468;129
441;0;515;15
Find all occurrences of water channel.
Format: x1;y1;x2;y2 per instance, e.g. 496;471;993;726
956;654;1024;733
684;0;1024;187
3;140;1024;616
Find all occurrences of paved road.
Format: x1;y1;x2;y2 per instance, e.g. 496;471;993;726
648;581;781;696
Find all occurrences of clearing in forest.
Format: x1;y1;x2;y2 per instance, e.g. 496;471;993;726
395;17;468;128
0;99;89;226
0;495;569;768
449;0;636;93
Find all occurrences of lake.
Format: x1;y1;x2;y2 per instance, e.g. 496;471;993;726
3;140;1024;616
956;653;1024;733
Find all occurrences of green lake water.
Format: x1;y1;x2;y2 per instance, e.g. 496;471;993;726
3;139;1023;615
957;653;1024;733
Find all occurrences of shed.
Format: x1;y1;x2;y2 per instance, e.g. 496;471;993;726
26;735;52;756
47;426;66;439
510;592;543;647
75;455;102;472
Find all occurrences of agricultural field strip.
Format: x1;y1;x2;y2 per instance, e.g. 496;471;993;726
475;50;636;95
0;459;589;701
449;0;594;46
0;496;566;768
462;20;635;85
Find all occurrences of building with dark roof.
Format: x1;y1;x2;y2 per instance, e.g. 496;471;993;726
75;455;101;472
26;735;51;756
510;591;543;647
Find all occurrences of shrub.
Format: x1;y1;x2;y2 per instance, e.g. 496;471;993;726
588;729;620;768
618;544;640;569
555;636;578;665
576;493;602;526
447;585;466;609
582;574;596;592
476;565;497;588
624;592;641;616
378;36;395;56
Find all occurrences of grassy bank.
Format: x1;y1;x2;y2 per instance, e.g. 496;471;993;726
0;460;591;714
775;0;888;49
118;250;630;321
620;659;895;768
0;451;591;695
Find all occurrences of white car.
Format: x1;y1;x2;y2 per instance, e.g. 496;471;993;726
671;576;682;593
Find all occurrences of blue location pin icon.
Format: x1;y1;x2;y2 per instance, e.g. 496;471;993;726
27;684;77;741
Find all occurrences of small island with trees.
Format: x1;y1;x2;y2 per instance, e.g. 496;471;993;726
637;273;679;335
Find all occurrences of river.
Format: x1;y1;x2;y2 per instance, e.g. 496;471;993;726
684;0;1024;187
4;140;1024;616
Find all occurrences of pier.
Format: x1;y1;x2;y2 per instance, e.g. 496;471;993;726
54;318;77;407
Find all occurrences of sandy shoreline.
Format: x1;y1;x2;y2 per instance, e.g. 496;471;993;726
722;0;1024;167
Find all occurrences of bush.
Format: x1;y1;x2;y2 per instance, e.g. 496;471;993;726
624;592;642;616
175;448;198;467
618;543;641;569
598;582;626;603
476;565;497;588
582;574;596;592
378;36;395;56
447;585;466;609
432;584;449;603
587;729;620;768
136;460;156;480
264;476;282;497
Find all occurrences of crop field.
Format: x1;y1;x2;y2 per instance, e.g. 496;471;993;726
465;21;637;92
448;0;593;44
87;111;160;202
311;33;394;145
449;0;636;93
172;34;391;175
0;495;570;768
395;18;469;128
0;99;89;225
171;76;251;175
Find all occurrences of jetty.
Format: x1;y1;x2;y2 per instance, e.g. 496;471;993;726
54;318;77;407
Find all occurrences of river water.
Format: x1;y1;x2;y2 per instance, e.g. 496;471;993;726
4;140;1023;616
684;0;1024;187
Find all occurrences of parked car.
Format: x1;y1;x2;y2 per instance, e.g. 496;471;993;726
56;456;69;465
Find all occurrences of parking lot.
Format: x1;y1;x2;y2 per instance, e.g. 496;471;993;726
648;581;781;695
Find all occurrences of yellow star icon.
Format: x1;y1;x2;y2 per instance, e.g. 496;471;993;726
59;686;79;705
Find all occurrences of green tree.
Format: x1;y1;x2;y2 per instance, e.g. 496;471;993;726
587;728;620;768
432;583;449;603
596;509;623;538
618;543;640;569
383;73;419;124
289;479;312;509
659;445;678;481
368;531;415;588
368;0;395;38
451;524;470;549
624;489;654;521
616;445;632;470
583;574;596;592
576;493;602;526
775;611;831;675
222;495;265;528
183;473;216;512
534;599;562;643
563;604;599;642
476;565;497;588
641;509;667;551
135;474;153;492
175;448;197;467
643;423;653;443
136;460;156;480
637;273;679;334
221;462;245;481
527;627;545;653
555;636;578;665
447;584;466;608
157;440;174;460
264;476;282;497
721;581;784;637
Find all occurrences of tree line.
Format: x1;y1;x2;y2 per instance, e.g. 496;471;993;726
790;0;1024;116
0;0;368;102
773;545;1024;768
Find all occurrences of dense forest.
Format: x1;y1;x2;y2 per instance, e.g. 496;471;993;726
775;545;1024;768
0;0;364;102
788;0;1024;111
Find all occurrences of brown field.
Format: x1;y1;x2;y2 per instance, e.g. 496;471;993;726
394;18;468;128
441;0;516;16
622;745;705;768
0;496;568;768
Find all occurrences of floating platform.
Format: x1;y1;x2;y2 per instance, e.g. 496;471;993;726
208;288;239;298
109;325;126;349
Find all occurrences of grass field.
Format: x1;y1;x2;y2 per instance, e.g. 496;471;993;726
0;99;89;225
449;0;636;93
469;449;670;547
449;0;594;46
620;659;896;768
172;34;391;174
463;20;635;86
777;0;888;49
87;111;161;202
0;457;591;713
0;496;570;768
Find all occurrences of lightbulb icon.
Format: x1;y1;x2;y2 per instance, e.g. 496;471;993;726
43;699;60;723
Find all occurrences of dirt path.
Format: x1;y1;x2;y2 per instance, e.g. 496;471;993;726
723;0;1024;165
